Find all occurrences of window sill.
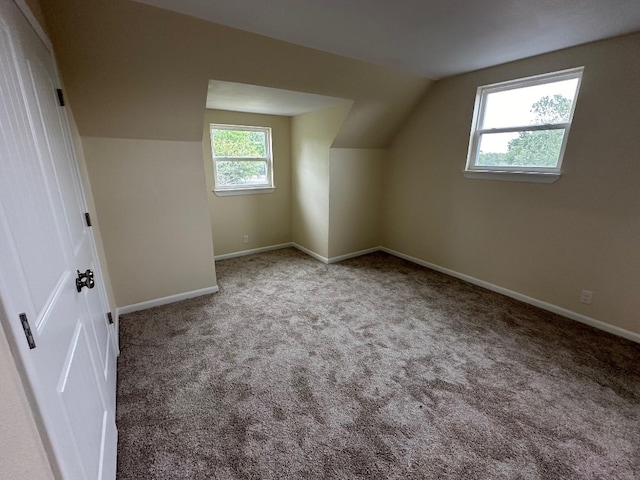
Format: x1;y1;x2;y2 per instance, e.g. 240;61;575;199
463;170;560;184
213;187;276;197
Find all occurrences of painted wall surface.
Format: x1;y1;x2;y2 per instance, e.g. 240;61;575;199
383;33;640;334
0;323;55;480
291;104;351;258
203;110;291;256
67;108;117;318
82;138;217;307
329;149;383;258
38;0;430;148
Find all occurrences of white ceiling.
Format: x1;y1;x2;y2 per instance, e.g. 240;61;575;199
135;0;640;79
206;81;351;116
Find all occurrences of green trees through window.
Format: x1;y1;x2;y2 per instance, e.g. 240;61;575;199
477;95;571;167
466;67;583;180
212;129;266;157
211;126;272;189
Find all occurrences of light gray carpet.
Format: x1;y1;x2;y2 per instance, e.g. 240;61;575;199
116;248;640;479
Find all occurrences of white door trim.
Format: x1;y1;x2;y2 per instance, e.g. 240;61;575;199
13;0;51;50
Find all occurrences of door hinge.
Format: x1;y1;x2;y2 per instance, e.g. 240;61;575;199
107;312;113;324
19;313;36;350
84;212;92;227
56;88;65;107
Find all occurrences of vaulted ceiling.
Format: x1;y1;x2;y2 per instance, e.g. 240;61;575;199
135;0;640;79
39;0;640;147
38;0;430;147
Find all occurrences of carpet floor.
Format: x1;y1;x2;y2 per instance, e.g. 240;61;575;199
116;248;640;479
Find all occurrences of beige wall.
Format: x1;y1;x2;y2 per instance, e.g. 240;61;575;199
67;109;117;317
329;149;383;258
36;0;638;339
37;0;429;312
203;110;291;256
38;0;430;148
82;137;217;307
383;33;640;335
291;104;351;258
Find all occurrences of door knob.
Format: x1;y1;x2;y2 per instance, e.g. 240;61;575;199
76;269;95;292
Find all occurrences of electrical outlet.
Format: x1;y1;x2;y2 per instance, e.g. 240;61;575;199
579;289;593;305
243;234;249;244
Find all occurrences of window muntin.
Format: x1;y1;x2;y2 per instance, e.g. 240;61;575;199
466;68;583;176
210;124;273;191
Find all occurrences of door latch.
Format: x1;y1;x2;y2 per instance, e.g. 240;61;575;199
19;313;36;349
76;269;95;292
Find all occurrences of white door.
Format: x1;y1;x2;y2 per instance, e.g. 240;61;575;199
0;1;117;479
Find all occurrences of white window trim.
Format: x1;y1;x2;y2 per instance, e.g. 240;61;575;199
462;170;560;184
210;123;275;195
464;67;584;183
213;187;276;197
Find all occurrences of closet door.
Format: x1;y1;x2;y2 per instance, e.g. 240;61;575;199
0;1;117;478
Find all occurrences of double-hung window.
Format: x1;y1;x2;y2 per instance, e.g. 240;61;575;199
210;124;274;194
465;67;583;183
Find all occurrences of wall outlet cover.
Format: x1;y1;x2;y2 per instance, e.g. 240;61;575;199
580;289;593;304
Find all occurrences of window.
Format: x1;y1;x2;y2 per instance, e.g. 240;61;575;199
210;124;274;194
465;67;583;183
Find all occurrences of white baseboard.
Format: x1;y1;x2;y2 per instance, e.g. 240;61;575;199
292;243;329;263
214;243;294;261
117;286;219;315
215;242;377;265
116;244;639;343
380;247;640;344
327;247;381;264
291;244;380;264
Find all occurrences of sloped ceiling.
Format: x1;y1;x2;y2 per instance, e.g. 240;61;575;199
206;81;351;117
134;0;640;79
38;0;431;147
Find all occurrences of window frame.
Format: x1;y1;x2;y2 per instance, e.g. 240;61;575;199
210;123;275;195
464;67;584;183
